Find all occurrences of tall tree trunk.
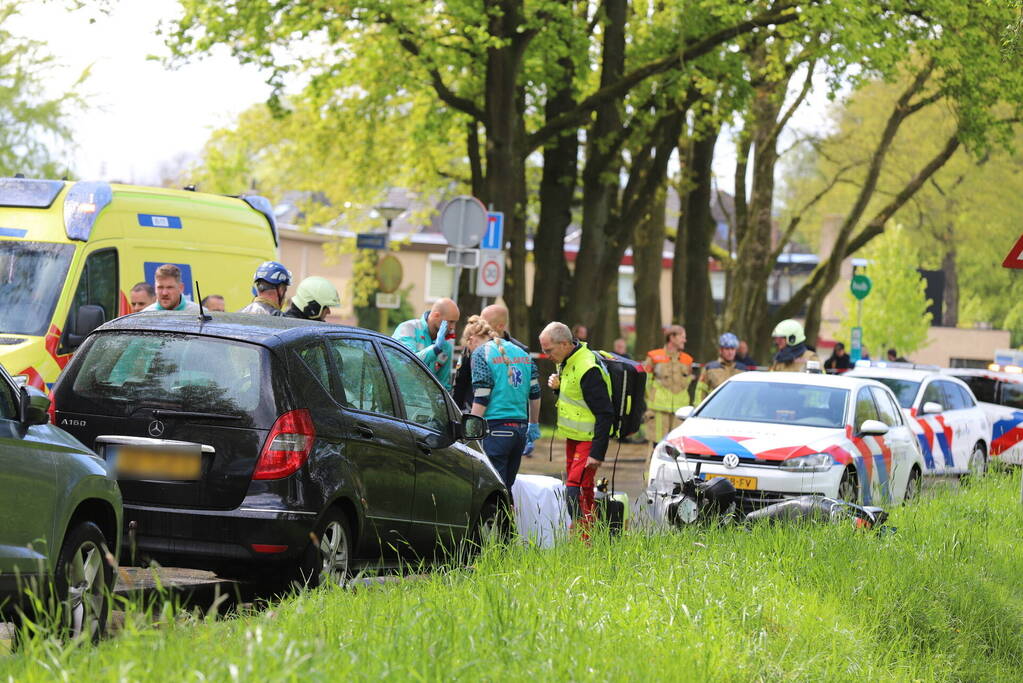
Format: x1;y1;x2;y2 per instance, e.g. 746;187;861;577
481;0;531;336
565;0;626;339
941;239;958;328
671;139;692;326
530;59;578;341
682;128;720;364
634;186;667;357
723;51;786;361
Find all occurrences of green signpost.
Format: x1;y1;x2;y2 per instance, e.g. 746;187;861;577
850;274;872;362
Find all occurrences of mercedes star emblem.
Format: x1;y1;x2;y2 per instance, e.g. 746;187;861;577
148;420;165;437
723;453;740;469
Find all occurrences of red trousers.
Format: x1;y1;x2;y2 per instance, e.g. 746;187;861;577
565;439;597;526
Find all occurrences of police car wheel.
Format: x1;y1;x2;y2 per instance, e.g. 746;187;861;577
960;444;987;484
837;468;858;503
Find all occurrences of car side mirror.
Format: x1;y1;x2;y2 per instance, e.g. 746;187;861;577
921;401;943;415
675;406;695;421
858;419;889;436
459;413;489;441
19;386;50;426
64;303;106;349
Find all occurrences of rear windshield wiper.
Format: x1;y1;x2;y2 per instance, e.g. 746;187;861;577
148;409;244;421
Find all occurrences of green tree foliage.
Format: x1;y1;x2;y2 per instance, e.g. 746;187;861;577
784;64;1023;344
0;2;85;176
838;225;932;357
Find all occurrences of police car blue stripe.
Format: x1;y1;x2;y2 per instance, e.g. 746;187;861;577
856;455;873;504
873;454;890;501
0;227;27;237
934;432;955;467
916;433;936;470
993;411;1023;440
689;436;757;460
138;213;182;229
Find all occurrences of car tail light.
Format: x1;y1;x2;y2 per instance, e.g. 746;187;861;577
253;409;315;480
251;544;288;554
48;397;56;424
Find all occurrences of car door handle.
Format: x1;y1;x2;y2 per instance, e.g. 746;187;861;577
416;439;432;455
354;423;374;439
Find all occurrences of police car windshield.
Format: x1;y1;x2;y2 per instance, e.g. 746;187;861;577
864;377;920;409
695;381;849;429
0;241;75;336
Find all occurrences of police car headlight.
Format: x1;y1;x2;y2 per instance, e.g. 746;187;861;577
653;441;682;462
12;374;28;387
780;453;834;472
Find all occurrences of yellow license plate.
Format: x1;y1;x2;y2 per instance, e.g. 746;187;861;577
706;473;758;490
115;447;202;481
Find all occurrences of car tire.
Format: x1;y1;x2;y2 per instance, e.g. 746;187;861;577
54;521;114;643
903;466;922;504
960;443;988;484
463;497;508;561
837;467;859;503
295;508;351;589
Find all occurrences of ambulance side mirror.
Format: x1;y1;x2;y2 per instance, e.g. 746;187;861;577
64;304;105;349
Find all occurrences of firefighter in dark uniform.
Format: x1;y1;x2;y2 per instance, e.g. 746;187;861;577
694;332;747;403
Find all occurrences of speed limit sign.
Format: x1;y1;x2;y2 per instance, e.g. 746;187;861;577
476;249;504;297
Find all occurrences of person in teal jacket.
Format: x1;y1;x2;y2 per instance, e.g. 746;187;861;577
462;315;540;492
392;298;460;391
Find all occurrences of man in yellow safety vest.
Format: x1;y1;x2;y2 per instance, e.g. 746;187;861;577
539;321;613;528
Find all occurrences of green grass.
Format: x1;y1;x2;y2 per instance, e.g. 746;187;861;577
4;473;1023;681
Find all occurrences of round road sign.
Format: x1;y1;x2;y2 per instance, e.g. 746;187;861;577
850;274;872;300
439;195;488;248
376;253;403;294
481;258;501;287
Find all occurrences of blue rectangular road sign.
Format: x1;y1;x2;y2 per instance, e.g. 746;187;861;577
357;232;388;250
481;212;504;250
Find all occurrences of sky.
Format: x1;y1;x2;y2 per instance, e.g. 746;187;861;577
12;0;273;184
13;1;835;195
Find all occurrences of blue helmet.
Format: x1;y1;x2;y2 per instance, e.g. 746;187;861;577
719;332;739;349
254;260;291;286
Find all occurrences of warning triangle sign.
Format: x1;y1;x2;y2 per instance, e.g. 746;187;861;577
1003;234;1023;269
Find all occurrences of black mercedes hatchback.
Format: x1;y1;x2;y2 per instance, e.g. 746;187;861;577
51;313;504;586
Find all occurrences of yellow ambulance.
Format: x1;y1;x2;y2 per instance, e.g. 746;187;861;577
0;177;279;389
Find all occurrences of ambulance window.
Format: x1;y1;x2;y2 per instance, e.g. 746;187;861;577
69;249;119;322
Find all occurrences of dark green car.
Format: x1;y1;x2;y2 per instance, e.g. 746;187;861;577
0;364;122;640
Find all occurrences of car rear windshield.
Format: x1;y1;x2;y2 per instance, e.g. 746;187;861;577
69;332;268;418
866;377;921;409
695;381;849;429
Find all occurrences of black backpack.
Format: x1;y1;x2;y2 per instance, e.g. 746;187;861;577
593;350;647;438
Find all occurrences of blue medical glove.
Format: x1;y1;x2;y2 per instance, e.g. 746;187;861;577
527;422;541;442
523;422;540;456
433;320;449;353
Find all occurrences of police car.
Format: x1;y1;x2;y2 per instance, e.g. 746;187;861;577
647;372;926;513
942;366;1023;466
846;362;989;476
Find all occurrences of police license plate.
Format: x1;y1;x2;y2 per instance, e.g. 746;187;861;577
112;446;202;481
706;473;757;490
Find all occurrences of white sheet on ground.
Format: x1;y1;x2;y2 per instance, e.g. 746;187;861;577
511;474;570;548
